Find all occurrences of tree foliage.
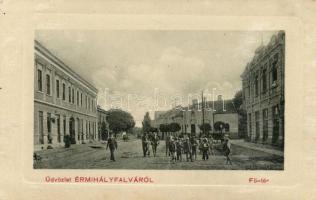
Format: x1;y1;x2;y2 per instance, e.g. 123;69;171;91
233;90;243;111
142;112;152;134
159;124;169;133
199;123;212;133
107;109;135;135
149;127;158;133
214;121;227;132
168;122;181;133
233;90;247;138
100;121;108;140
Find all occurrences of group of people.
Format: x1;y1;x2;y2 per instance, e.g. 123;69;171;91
106;132;232;165
141;132;232;165
141;132;160;157
166;135;216;163
167;135;232;164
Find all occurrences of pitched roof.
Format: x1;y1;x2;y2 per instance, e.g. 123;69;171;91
189;99;237;114
154;99;237;121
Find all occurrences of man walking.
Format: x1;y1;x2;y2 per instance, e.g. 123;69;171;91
106;134;118;161
201;137;210;161
165;135;170;156
142;134;150;157
223;137;232;165
175;137;183;161
209;137;215;156
190;136;198;160
169;136;177;163
183;136;193;162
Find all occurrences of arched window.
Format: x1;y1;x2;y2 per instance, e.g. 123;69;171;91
214;121;226;132
46;74;51;95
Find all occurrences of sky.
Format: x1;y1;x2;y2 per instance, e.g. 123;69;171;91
35;30;277;126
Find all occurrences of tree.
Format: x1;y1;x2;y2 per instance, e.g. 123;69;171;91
214;121;226;132
199;123;212;137
233;90;243;110
159;124;169;139
149;127;158;133
100;121;108;140
168;122;181;135
142;112;151;134
233;90;247;139
131;127;142;138
107;109;135;137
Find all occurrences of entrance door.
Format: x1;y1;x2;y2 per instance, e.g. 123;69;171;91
39;111;44;144
69;117;76;144
56;115;61;143
77;118;80;142
272;118;279;144
191;124;196;135
272;106;280;144
47;113;52;144
255;111;260;142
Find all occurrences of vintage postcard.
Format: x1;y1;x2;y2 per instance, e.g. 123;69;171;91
33;30;284;171
0;0;315;199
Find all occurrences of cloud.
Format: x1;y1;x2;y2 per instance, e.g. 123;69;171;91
35;30;277;126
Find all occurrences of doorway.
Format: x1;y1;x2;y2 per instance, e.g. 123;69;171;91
69;117;76;144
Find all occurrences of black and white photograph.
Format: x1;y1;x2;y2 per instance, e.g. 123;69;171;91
33;30;285;170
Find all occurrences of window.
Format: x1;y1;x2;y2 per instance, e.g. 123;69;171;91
47;113;51;133
262;109;268;142
37;69;42;92
86;122;88;139
272;64;277;83
262;69;267;93
62;83;66;100
56;115;61;143
85;95;87;109
248;113;252;138
89;122;91;139
255;111;260;142
46;74;51;95
63;116;66;135
271;57;278;87
272;105;280;144
38;111;44;144
56;79;60;98
68;86;71;102
72;88;74;103
255;75;259;97
77;91;79;106
80;93;83;106
191;124;196;134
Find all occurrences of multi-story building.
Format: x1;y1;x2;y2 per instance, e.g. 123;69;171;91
241;31;285;146
97;106;109;140
34;40;98;149
152;96;239;139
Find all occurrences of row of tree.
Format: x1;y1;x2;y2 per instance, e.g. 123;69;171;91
101;89;246;139
105;109;135;137
142;112;231;140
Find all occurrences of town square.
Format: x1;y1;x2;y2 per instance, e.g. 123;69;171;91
33;30;285;170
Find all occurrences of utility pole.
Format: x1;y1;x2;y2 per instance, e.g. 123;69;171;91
201;91;205;137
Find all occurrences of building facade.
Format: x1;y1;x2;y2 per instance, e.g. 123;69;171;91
152;97;239;139
241;31;285;146
97;106;109;140
34;40;98;149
